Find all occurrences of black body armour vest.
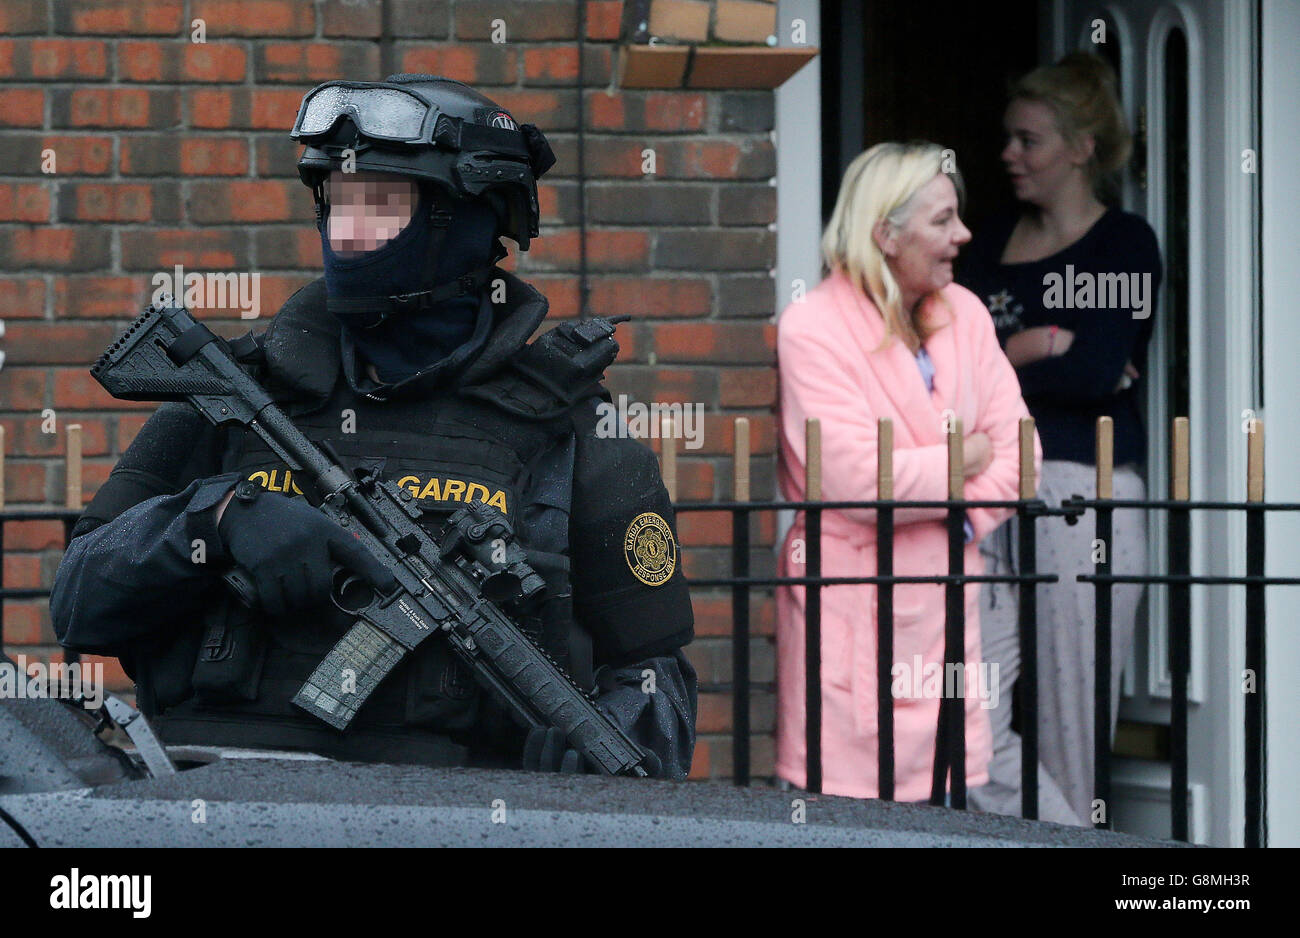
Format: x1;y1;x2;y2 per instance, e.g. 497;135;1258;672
156;275;613;767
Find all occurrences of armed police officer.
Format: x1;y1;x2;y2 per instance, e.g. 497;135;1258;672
50;75;697;778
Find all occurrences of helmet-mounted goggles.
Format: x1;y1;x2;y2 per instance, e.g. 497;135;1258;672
290;80;534;164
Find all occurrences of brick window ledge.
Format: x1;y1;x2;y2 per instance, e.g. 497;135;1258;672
618;44;818;89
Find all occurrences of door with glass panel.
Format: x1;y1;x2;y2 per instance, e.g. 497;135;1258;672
1049;0;1260;845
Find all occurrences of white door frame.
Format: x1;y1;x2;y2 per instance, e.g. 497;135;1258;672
775;0;823;313
773;0;822;556
1260;0;1300;849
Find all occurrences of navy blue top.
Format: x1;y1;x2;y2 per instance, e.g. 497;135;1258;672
957;207;1162;467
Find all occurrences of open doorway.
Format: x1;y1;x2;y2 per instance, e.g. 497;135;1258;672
820;0;1041;230
811;0;1269;845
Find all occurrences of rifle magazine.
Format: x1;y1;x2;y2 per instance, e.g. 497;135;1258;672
292;621;405;730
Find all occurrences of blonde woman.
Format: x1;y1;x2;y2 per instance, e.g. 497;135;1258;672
775;142;1042;801
958;53;1161;825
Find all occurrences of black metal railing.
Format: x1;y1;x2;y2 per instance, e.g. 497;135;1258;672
5;416;1288;846
673;414;1287;847
0;424;88;666
0;508;82;666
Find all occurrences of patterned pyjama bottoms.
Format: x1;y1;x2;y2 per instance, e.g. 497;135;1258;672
968;459;1147;826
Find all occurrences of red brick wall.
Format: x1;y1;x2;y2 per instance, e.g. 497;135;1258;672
0;0;779;781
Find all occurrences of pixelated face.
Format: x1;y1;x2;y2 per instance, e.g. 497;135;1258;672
325;170;419;256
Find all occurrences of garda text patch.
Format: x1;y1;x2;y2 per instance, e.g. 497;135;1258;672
395;474;508;514
623;512;676;586
244;468;507;514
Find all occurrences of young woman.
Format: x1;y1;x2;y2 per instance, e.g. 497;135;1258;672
957;52;1162;825
775;142;1041;801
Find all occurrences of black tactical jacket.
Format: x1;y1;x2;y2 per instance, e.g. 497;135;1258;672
50;271;697;778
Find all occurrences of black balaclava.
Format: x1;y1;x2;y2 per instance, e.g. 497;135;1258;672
320;180;499;385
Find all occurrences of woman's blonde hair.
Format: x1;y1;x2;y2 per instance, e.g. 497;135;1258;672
821;141;963;352
1010;51;1131;198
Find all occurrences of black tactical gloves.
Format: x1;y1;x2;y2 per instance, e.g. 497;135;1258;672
522;726;586;774
521;725;663;777
216;480;398;616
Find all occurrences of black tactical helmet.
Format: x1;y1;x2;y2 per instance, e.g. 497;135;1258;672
291;74;556;249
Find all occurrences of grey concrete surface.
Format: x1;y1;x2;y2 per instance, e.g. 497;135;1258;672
1;756;1186;848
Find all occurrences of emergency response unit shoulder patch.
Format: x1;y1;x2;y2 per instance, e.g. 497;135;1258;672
623;511;676;586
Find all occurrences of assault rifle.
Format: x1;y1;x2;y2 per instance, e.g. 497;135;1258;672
89;300;654;778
